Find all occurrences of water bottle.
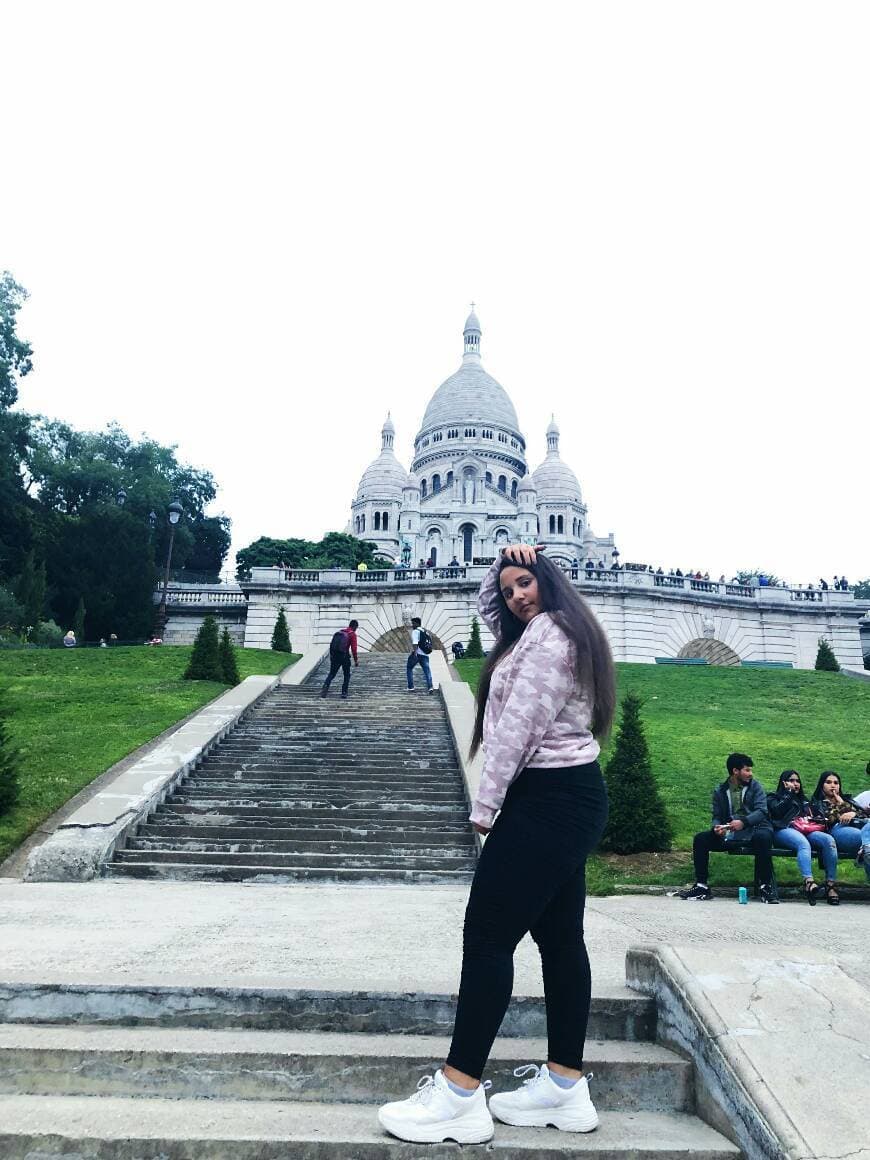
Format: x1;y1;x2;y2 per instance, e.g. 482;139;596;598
738;886;748;905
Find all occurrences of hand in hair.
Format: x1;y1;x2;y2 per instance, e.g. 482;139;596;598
501;543;546;566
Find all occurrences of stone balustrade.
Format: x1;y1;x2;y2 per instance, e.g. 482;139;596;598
161;588;247;607
244;565;856;607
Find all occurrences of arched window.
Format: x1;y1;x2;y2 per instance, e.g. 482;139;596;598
498;475;507;493
382;512;389;531
510;480;517;500
374;511;381;531
557;515;564;534
446;470;453;487
485;471;492;485
432;473;441;492
421;478;427;498
360;514;366;532
549;514;556;534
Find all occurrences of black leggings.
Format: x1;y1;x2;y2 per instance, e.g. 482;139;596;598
446;763;608;1080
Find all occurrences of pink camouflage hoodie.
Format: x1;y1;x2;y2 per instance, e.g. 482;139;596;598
470;558;601;830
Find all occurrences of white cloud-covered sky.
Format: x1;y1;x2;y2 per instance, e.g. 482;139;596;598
2;1;867;584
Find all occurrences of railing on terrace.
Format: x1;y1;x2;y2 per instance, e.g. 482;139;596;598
162;588;247;606
240;565;857;605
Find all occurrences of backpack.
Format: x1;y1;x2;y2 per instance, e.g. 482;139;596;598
330;629;350;654
417;627;433;655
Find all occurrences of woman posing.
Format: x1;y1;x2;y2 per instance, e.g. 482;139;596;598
810;771;870;901
378;544;615;1144
767;771;837;904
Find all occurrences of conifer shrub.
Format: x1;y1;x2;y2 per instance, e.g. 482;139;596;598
815;638;840;672
0;690;21;819
271;606;292;653
600;693;673;854
184;615;223;681
466;616;484;659
219;627;241;686
72;596;86;642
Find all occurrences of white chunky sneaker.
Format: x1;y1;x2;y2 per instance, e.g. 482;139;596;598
377;1070;494;1144
489;1064;599;1132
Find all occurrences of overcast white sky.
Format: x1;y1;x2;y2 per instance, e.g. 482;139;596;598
2;1;867;584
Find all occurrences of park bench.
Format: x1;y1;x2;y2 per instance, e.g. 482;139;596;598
740;660;794;668
722;838;827;897
654;657;708;665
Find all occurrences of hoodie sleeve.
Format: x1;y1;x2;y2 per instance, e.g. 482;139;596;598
477;557;504;635
347;629;358;663
470;625;575;829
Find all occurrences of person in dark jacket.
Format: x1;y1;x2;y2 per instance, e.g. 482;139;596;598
677;753;777;903
811;771;870;899
768;771;837;904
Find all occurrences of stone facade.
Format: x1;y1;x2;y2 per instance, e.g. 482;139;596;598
348;309;615;568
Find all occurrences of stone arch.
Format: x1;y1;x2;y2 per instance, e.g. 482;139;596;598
369;625;446;654
677;638;741;666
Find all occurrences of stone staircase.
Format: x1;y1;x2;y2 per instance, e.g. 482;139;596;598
0;981;741;1158
106;653;477;885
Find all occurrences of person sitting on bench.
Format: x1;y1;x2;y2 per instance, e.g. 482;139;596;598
677;753;777;903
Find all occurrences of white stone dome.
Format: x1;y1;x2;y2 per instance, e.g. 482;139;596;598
532;456;583;501
355;449;408;501
420;362;520;432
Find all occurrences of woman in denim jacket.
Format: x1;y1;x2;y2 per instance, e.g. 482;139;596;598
811;770;870;898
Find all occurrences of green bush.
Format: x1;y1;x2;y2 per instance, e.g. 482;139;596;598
184;615;223;681
219;627;241;685
0;587;25;634
30;620;64;646
601;693;673;854
0;689;21;818
466;616;484;659
271;606;292;653
815;638;840;672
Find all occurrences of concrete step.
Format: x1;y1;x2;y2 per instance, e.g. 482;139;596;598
180;782;464;799
123;838;476;859
170;793;466;809
187;774;465;788
0;1026;691;1110
156;803;470;823
0;1095;741;1158
103;861;475;884
112;848;472;871
137;822;473;844
0;983;654;1040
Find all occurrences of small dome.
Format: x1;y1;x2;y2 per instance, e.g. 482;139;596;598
546;415;560;436
382;413;395;434
355;449;408;501
532;458;583;501
464;308;481;334
404;470;420;491
518;474;537;493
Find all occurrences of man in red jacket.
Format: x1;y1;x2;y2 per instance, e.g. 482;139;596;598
321;619;359;699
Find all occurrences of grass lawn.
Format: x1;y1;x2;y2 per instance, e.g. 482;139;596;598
454;660;870;892
0;646;298;865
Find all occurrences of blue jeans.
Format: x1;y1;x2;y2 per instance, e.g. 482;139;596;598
832;821;870;882
407;652;432;689
773;827;838;880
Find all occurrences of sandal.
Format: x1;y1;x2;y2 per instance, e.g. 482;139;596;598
804;880;819;906
856;848;865;866
825;883;840;906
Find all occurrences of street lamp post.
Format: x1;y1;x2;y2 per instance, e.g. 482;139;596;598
154;501;183;638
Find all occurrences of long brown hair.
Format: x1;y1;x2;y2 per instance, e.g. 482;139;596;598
470;553;616;756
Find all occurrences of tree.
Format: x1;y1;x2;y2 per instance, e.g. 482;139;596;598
600;694;673;854
815;638;840;672
0;688;21;818
236;533;381;577
0;587;25;636
184;615;223;681
0;272;33;411
72;596;86;641
853;579;870;600
184;516;232;576
735;568;782;586
271;606;292;652
466;616;484;659
219;627;241;685
14;549;46;629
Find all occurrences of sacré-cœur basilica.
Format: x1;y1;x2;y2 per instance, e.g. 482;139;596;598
349;308;616;569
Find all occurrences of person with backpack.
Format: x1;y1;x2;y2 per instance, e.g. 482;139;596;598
407;616;434;693
379;544;615;1144
320;619;359;699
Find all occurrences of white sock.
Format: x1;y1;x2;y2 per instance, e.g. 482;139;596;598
549;1070;579;1089
445;1077;476;1097
696;883;708;889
